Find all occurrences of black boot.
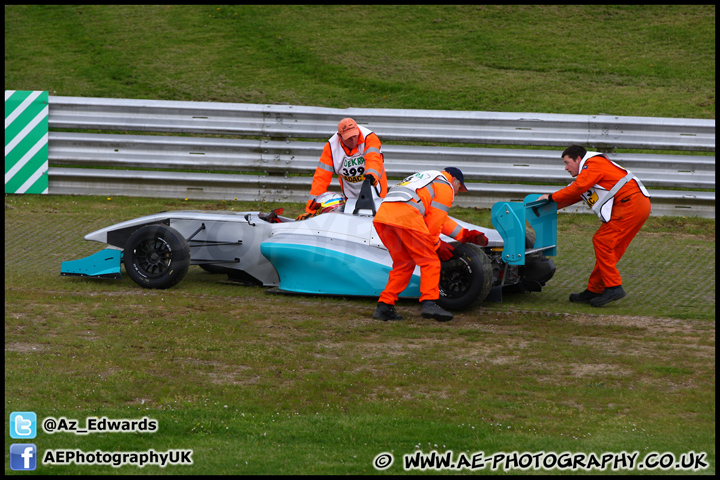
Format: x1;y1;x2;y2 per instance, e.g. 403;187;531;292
590;286;626;307
569;289;602;303
373;302;403;321
421;300;453;322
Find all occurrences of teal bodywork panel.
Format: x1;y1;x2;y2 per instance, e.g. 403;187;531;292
260;241;421;298
60;248;122;279
491;194;557;265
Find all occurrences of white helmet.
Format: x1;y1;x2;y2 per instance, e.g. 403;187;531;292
314;192;346;214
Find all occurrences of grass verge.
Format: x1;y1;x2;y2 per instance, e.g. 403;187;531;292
4;5;715;118
4;195;715;474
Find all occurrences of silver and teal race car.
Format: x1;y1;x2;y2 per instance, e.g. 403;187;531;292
61;188;557;311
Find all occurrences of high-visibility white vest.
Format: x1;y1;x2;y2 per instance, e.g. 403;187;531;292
578;152;650;222
328;125;382;199
383;170;453;216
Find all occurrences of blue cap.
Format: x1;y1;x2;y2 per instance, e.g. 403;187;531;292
444;167;468;192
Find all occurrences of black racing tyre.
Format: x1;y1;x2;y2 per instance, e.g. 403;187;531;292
525;228;536;249
123;224;190;289
519;226;556;291
437;242;494;311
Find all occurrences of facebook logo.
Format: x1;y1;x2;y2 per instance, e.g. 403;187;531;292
10;411;37;439
10;444;37;471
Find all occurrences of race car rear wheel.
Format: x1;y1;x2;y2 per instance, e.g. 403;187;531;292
437;242;493;311
525;228;536;249
123;224;190;289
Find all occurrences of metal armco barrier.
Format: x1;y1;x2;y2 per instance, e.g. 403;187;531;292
4;91;49;194
34;96;720;217
47;96;716;151
47;168;716;219
47;132;715;190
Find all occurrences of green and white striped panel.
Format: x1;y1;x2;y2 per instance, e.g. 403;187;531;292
5;90;49;194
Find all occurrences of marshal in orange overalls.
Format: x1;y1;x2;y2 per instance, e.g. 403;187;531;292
373;171;467;304
551;154;651;293
307;119;388;213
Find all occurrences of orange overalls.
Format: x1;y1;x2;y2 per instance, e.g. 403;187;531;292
373;171;466;304
308;126;388;212
552;155;651;293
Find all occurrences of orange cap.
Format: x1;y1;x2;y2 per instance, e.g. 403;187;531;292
338;118;360;140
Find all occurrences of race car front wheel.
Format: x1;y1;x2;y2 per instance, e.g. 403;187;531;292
437;242;493;311
123;224;190;289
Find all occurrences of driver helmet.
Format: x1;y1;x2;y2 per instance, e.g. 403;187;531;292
315;192;346;214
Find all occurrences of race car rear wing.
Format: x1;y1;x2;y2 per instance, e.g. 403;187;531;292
491;194;557;266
